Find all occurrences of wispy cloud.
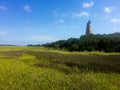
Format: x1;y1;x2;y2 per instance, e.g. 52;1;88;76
30;35;56;42
110;18;120;23
51;10;58;16
24;27;31;31
82;1;94;8
23;5;32;13
72;11;89;18
0;31;8;35
54;19;64;24
25;20;32;24
16;35;57;44
0;6;7;10
0;34;57;45
61;13;68;17
104;7;115;13
113;27;119;32
58;19;64;23
51;10;68;18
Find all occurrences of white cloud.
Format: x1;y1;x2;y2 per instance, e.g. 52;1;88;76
79;12;89;17
54;19;64;24
0;6;7;10
59;19;64;23
104;7;115;13
110;18;120;23
72;11;89;18
82;1;94;8
23;5;32;13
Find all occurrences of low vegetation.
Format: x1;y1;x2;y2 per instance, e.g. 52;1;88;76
0;46;120;90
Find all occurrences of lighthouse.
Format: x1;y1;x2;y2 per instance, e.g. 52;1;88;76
86;20;92;35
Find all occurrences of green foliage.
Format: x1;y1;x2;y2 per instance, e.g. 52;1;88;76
0;46;120;90
69;44;79;51
41;33;120;52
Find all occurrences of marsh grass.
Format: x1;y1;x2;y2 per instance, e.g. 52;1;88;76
0;46;120;90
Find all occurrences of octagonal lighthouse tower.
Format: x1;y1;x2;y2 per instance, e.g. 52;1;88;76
86;20;92;35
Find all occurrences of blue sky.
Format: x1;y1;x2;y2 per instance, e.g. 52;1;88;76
0;0;120;45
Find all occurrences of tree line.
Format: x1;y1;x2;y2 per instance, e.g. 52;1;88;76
28;33;120;52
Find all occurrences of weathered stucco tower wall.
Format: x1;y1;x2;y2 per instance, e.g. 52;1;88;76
86;20;92;35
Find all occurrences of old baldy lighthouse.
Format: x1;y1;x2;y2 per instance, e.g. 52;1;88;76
86;20;92;35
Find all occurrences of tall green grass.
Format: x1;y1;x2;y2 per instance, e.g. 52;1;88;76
0;46;119;90
0;46;120;55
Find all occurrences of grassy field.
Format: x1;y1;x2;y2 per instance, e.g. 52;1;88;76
0;46;120;90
